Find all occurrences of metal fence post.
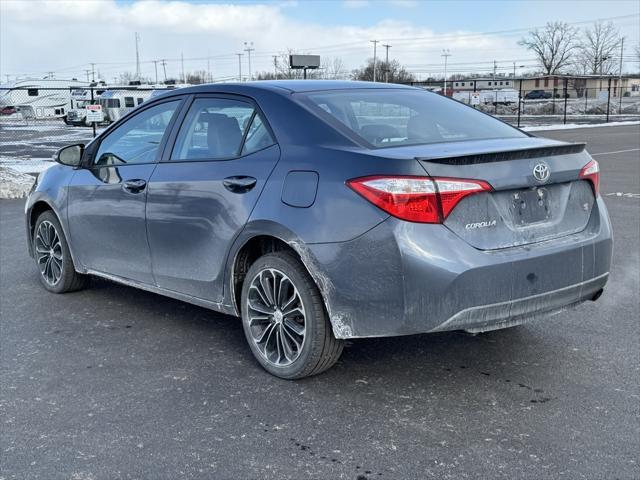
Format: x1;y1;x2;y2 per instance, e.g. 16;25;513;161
619;84;624;114
606;78;611;123
563;78;568;125
517;79;522;128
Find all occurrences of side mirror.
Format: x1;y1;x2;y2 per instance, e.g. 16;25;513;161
54;144;84;167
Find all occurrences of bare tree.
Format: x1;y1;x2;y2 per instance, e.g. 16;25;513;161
352;59;416;83
519;21;579;75
575;21;622;74
186;70;207;84
321;57;347;80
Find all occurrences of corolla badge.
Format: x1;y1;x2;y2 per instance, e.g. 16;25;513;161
465;220;497;230
532;162;550;183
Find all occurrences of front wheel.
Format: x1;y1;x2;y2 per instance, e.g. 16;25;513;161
33;211;88;293
240;251;344;379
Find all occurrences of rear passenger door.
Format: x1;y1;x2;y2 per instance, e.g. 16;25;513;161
146;95;280;302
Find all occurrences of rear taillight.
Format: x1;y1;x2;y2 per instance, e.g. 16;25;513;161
579;159;600;195
346;175;492;223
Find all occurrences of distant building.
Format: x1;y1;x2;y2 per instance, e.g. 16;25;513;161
517;75;640;98
449;74;640;98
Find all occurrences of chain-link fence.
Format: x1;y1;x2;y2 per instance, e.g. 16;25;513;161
0;86;164;174
406;79;640;127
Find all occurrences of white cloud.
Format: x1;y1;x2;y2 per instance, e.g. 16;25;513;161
343;0;370;8
0;0;522;83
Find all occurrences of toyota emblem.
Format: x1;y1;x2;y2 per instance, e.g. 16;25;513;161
532;162;550;183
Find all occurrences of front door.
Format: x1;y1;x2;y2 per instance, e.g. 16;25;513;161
146;96;280;301
67;98;183;283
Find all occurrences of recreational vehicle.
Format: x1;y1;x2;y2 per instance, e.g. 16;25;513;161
0;79;89;120
98;88;154;123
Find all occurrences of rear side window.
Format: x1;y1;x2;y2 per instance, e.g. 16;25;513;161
242;114;275;155
171;98;268;161
301;89;526;147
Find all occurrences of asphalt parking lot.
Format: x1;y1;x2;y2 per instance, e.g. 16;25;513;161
1;125;638;479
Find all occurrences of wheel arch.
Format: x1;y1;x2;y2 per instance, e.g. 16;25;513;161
27;200;57;256
26;199;80;272
226;222;333;326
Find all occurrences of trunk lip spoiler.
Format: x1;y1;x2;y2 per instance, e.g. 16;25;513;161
415;143;586;165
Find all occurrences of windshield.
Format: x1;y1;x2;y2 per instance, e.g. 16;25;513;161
300;88;526;148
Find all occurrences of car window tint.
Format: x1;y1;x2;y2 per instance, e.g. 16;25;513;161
94;100;180;166
242;114;275;155
172;98;254;161
302;89;526;147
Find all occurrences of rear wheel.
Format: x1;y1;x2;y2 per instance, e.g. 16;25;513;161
240;251;344;379
33;211;88;293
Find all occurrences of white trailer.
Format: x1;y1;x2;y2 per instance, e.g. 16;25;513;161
0;79;89;120
98;88;154;123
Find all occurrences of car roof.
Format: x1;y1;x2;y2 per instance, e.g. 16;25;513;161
156;80;416;99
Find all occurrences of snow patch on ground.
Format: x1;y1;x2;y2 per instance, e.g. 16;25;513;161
522;121;640;132
0;167;35;198
0;156;55;173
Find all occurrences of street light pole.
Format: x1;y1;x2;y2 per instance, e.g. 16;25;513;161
370;40;379;82
236;53;243;82
441;49;451;96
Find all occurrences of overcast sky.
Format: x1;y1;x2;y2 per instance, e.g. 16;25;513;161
1;0;639;83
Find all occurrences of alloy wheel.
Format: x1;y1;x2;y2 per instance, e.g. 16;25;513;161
246;268;307;367
35;220;63;286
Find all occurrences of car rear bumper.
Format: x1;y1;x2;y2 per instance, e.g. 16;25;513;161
306;196;612;339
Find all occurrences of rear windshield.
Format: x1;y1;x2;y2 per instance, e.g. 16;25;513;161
300;89;526;148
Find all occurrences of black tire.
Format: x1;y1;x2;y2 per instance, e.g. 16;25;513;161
240;251;344;379
33;211;88;293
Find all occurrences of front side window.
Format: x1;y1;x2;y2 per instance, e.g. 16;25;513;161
124;97;135;108
172;98;259;161
94;100;180;166
300;89;526;148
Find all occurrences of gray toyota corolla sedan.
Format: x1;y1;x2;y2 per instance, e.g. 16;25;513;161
25;81;612;379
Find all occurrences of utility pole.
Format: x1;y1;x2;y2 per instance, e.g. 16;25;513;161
134;32;141;80
207;52;211;83
493;60;497;83
618;37;625;102
382;44;391;82
181;52;185;83
244;42;254;81
152;60;159;84
236;53;243;81
160;59;167;82
272;55;279;79
442;49;451;95
370;40;379;82
90;63;96;82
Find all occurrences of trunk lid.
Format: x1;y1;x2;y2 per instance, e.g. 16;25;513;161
372;137;596;250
